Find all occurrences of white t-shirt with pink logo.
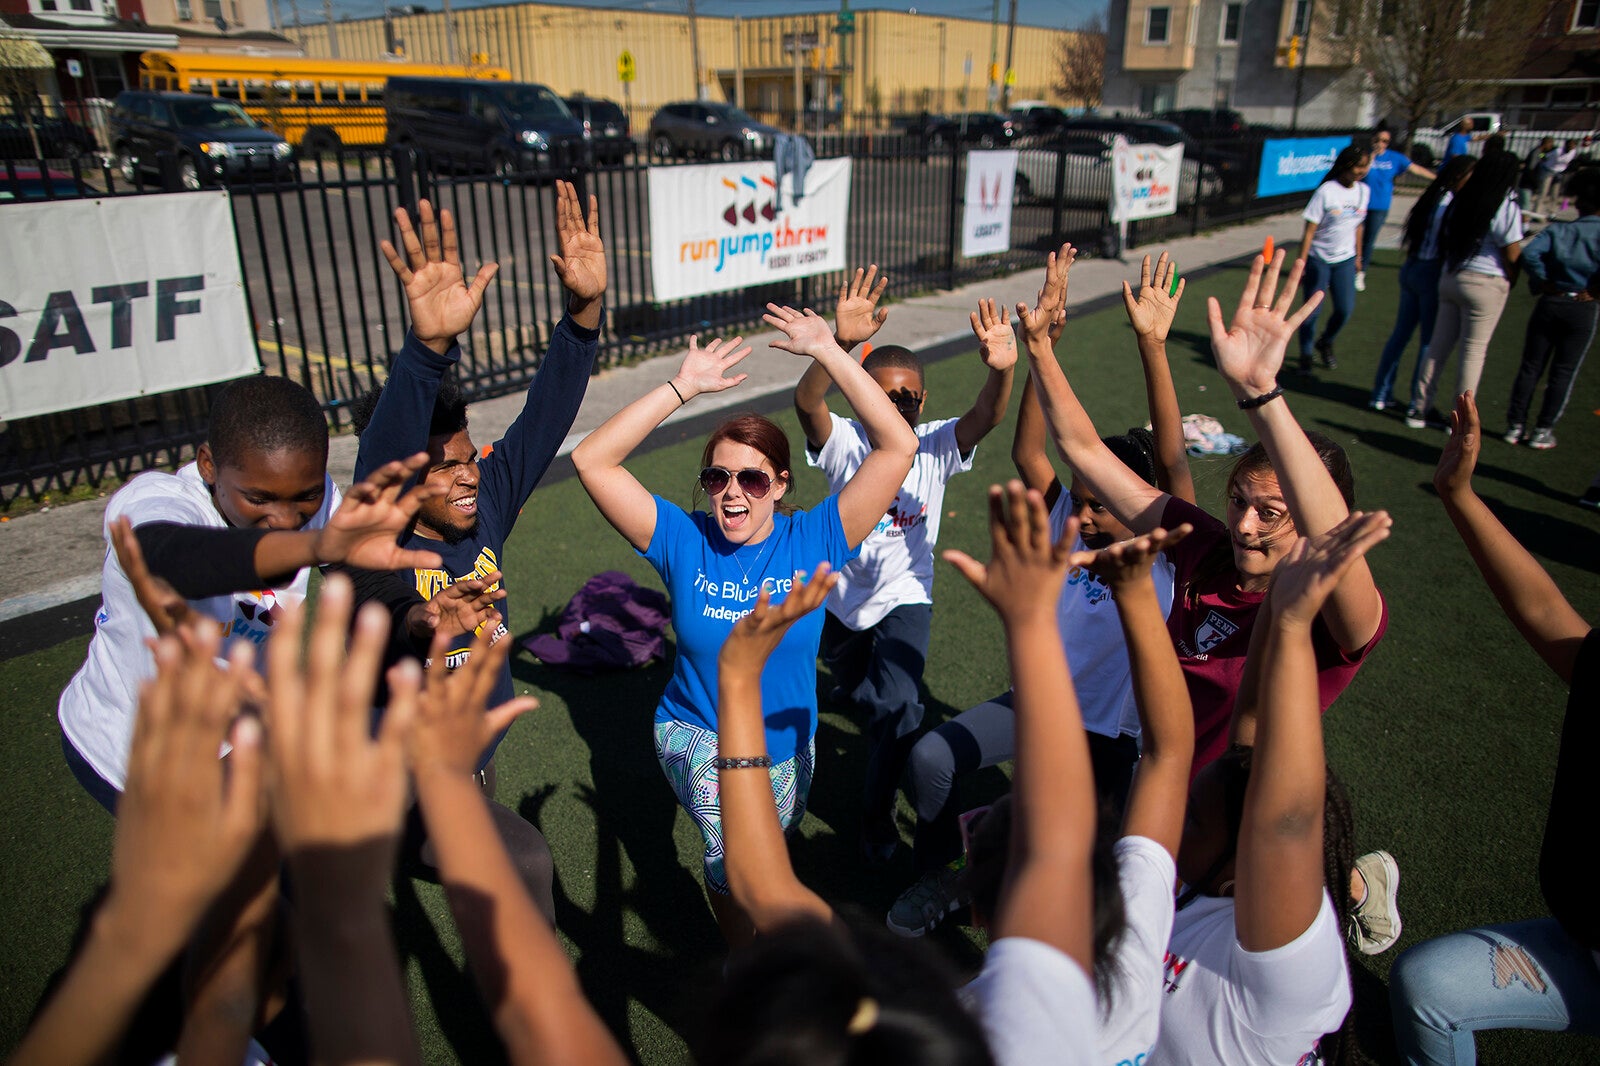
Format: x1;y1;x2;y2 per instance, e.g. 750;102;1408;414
807;412;972;630
1153;890;1352;1065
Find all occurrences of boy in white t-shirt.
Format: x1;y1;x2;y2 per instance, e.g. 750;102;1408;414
794;266;1016;861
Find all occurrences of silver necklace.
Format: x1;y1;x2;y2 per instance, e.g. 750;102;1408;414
731;536;772;586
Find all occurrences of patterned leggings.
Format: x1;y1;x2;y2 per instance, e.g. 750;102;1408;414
655;718;815;895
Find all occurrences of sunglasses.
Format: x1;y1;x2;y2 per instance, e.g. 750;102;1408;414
888;389;924;417
698;466;774;498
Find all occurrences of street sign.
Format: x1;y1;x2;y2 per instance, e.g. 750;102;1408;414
783;32;820;54
835;9;855;34
65;59;83;78
963;54;973;76
617;50;636;83
1004;67;1016;87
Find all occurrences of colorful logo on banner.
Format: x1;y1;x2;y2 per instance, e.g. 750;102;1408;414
1111;136;1183;223
962;149;1018;258
1255;136;1349;198
649;159;851;302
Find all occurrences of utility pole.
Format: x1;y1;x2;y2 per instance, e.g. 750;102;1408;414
733;15;744;109
687;0;704;101
322;0;339;56
1001;0;1017;110
987;0;1000;107
1289;0;1314;132
937;21;946;112
792;26;804;131
441;0;458;64
268;0;282;31
289;0;303;47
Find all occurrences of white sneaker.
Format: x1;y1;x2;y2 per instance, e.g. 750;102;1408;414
1354;271;1367;292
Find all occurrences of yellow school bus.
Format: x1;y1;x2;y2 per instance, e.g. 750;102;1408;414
139;53;511;151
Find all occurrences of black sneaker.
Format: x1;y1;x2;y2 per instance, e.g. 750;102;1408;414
1315;337;1338;370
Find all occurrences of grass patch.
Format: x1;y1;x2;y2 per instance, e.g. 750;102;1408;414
3;252;1600;1064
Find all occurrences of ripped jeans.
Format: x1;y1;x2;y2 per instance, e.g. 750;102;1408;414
1389;918;1600;1064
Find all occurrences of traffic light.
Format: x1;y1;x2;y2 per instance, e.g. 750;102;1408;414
1286;35;1301;67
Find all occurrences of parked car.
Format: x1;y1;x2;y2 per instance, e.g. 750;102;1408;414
1061;117;1250;192
1013;128;1223;208
564;94;631;164
387;77;586;176
110;91;294;190
648;102;781;160
0;165;91;202
1008;103;1075;138
0;113;98;161
1153;108;1247;142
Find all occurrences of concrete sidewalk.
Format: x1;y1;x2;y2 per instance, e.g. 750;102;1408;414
0;200;1406;626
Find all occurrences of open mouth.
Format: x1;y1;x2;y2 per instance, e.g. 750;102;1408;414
451;495;478;516
721;503;749;531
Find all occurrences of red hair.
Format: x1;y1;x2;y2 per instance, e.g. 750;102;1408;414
699;414;795;513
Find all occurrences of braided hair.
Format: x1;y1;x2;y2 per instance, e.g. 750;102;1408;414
1439;151;1523;272
1401;155;1476;260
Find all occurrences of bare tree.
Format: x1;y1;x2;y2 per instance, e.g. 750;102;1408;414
1053;13;1106;108
1348;0;1550;146
0;28;50;159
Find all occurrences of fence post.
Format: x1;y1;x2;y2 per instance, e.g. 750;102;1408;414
944;139;961;290
1191;130;1208;237
392;146;421;219
157;151;183;194
1049;146;1068;244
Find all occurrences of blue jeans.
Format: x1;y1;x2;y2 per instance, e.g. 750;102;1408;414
1362;206;1390;269
1372;256;1444;405
1389;918;1600;1065
1298;255;1357;357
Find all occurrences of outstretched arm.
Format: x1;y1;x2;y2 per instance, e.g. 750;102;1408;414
1234;512;1392;952
1435;392;1590;683
1021;245;1169;534
945;483;1094;967
765;305;917;546
1207;252;1384;653
1086;527;1195;857
954;298;1019;455
571;335;752;551
793;265;889;450
1011;372;1062;506
1122;252;1195;503
716;571;840;931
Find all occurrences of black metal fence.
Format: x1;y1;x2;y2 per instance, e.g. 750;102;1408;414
1;129;1319;507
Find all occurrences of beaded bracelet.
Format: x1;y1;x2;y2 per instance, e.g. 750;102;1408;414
714;756;772;770
1236;384;1283;411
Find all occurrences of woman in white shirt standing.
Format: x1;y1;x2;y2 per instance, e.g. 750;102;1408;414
1405;151;1524;429
1296;144;1372;373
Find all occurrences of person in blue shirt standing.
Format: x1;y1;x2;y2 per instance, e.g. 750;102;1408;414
1442;117;1480;163
1359;126;1436;292
1503;169;1600;451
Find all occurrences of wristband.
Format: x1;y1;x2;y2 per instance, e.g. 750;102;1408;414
714;756;772;770
1236;385;1283;411
668;380;687;406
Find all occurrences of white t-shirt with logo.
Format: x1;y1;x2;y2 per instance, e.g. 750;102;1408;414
1454;193;1524;279
1303;180;1370;264
1153;890;1352;1065
1050;490;1177;740
58;463;339;789
964;936;1099;1066
1099;835;1177;1065
807;412;972;631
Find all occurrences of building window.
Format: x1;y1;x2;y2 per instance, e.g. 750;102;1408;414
1574;0;1599;29
1332;0;1352;36
1220;2;1243;42
176;0;192;18
1138;82;1176;111
38;0;58;10
1461;0;1486;34
1292;0;1311;34
204;0;222;19
69;0;91;9
1145;6;1171;43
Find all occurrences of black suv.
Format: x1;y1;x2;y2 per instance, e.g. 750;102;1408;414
387;77;586;176
914;112;1017;149
648;102;781;160
110;91;293;189
564;95;631;164
1154;108;1248;142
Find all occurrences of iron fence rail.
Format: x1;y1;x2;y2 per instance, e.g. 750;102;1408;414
1;128;1336;506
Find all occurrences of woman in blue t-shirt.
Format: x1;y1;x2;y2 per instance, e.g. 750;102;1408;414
571;306;917;945
1359;126;1437;293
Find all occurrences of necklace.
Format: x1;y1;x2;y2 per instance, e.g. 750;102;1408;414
731;536;772;586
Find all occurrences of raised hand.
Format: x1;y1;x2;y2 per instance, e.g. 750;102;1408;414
1205;251;1322;398
381;200;498;355
317;454;444;573
1434;390;1481;499
834;265;889;349
1040;242;1077;315
415;570;507;641
400;626;538;782
1265;511;1393;629
1017;245;1074;348
718;565;838;678
944;481;1073;625
113;628;264;951
110;517;192;636
764;303;842;360
970;297;1019;372
1122;252;1185;342
548;179;606;304
1077;523;1194;589
670;334;753;401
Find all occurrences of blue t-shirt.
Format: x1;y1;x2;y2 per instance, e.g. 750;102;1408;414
1363;149;1411;211
642;494;858;762
1444;133;1471;161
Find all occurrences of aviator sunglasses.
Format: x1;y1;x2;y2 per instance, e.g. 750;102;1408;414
698;466;774;498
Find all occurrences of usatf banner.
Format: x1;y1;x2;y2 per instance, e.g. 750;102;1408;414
0;192;258;421
1111;137;1184;223
1255;136;1349;198
648;158;852;302
962;149;1018;258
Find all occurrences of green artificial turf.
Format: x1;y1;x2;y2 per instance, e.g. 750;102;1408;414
4;250;1600;1064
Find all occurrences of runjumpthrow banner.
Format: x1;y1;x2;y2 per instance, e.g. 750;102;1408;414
648;158;852;302
0;192;258;421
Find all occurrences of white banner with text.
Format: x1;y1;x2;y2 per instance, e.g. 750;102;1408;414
1111;137;1184;223
648;158;852;302
961;149;1018;258
0;192;258;421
